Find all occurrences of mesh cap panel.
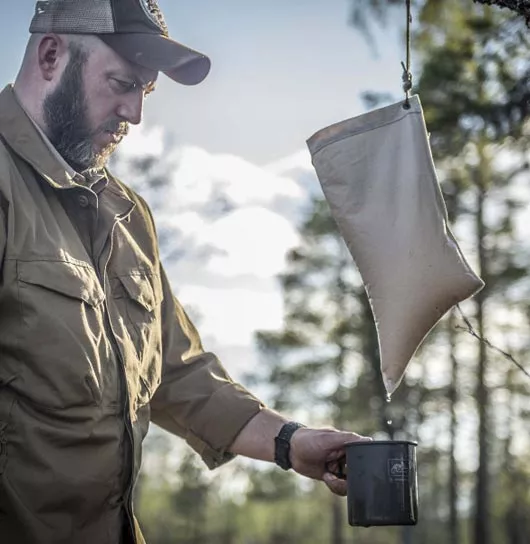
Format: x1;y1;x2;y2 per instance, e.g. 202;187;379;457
30;0;116;34
27;0;211;86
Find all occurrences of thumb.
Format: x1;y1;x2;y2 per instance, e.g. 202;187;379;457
327;430;372;448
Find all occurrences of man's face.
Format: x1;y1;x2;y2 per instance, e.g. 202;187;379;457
43;39;157;172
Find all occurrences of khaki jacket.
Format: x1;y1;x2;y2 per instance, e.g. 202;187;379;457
0;85;262;544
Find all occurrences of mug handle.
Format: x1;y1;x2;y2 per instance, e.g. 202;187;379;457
326;456;347;480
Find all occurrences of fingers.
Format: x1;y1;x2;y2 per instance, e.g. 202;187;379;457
325;457;346;480
323;431;372;462
342;431;372;443
321;431;372;495
325;430;372;450
323;472;348;496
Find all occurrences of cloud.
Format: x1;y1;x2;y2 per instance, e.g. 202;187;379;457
203;206;299;278
112;126;309;378
116;124;166;158
171;147;304;207
265;148;324;199
265;148;313;176
177;284;284;347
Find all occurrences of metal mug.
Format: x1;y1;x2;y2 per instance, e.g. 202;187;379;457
343;440;419;527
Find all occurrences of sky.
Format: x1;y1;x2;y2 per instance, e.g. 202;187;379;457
0;2;406;401
1;1;405;163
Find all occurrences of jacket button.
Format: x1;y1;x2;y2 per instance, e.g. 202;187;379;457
78;195;90;208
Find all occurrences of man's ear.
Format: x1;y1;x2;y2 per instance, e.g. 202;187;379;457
37;34;68;82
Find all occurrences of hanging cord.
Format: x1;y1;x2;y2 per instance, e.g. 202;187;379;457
401;0;413;109
455;304;530;380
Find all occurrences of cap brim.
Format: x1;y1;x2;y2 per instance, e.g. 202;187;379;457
99;33;211;86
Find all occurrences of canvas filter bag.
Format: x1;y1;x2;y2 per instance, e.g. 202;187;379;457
307;95;484;396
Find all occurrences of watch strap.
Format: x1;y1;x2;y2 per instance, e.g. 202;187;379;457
274;421;305;470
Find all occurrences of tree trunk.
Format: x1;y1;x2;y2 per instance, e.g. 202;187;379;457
473;143;490;544
359;291;394;437
331;493;344;544
502;366;525;544
330;254;350;544
448;310;460;544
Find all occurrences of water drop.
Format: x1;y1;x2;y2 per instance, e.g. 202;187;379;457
386;394;392;403
387;420;393;426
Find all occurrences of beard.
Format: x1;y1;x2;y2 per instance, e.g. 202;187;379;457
42;44;129;173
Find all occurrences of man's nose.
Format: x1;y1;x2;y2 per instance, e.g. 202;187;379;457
116;92;144;126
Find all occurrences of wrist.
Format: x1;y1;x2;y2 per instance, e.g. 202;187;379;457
274;421;305;470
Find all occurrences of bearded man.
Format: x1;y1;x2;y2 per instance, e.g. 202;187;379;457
0;1;369;543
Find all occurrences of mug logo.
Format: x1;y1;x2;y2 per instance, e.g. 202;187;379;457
388;458;408;482
139;0;169;36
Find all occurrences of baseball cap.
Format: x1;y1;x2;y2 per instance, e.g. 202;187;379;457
29;0;211;85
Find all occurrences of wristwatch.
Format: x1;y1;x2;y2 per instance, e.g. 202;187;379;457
274;421;305;470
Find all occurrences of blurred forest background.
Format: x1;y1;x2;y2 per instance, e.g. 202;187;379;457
120;1;530;542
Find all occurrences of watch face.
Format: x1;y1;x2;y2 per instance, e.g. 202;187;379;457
139;0;168;35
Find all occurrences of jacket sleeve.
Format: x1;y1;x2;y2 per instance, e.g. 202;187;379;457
149;264;264;469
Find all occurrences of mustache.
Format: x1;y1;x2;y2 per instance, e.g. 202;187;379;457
95;119;130;137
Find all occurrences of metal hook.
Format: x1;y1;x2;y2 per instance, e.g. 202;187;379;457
401;61;412;110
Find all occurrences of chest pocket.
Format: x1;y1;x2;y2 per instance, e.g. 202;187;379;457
13;259;107;410
111;270;163;406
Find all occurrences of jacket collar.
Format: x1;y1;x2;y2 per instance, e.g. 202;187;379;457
0;84;104;190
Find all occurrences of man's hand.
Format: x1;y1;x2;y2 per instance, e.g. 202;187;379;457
229;409;371;496
290;427;371;496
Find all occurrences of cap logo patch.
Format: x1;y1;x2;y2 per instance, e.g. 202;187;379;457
139;0;169;36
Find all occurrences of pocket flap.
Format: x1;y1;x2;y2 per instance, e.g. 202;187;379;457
18;260;105;307
117;273;162;312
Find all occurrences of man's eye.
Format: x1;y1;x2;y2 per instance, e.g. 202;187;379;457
111;78;136;93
